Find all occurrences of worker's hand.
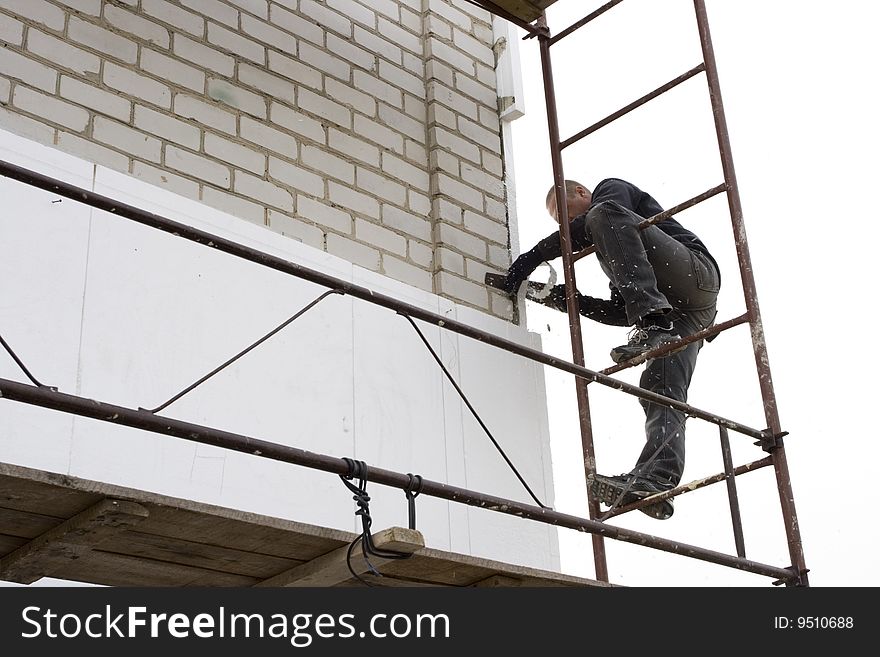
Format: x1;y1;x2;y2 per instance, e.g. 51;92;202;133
502;250;542;295
546;284;568;311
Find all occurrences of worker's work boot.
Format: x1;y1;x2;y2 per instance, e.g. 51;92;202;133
589;472;675;520
610;323;684;364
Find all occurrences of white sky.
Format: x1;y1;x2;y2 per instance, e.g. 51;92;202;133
506;0;879;586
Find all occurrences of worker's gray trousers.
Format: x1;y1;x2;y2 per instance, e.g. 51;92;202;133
584;200;721;486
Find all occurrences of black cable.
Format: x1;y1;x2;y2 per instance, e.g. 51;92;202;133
339;457;413;586
0;332;56;390
400;314;549;509
141;289;343;413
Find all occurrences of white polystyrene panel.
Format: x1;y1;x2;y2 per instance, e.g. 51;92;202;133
0;128;560;571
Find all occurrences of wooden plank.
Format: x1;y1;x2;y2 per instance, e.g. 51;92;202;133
0;498;149;584
56;550;259;587
0;472;101;517
489;0;558;23
96;530;301;578
255;527;425;587
0;506;62;539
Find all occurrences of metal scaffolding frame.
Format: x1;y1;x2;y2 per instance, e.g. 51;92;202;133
470;0;808;584
0;0;808;586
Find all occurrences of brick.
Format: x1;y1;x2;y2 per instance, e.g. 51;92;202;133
328;180;378;219
461;160;504;199
165;145;230;187
355;217;406;256
0;47;57;93
269;3;324;47
435;173;483;211
104;62;171;108
457;115;500;151
326;78;376;117
353;70;402;109
425;14;451;40
0;14;23;45
267;209;325;249
382;255;432;290
404;93;427;122
225;0;268;19
12;85;87;130
402;51;423;77
0;0;65;32
430;148;459;177
270;102;325;143
356;167;406;206
382;204;430;242
325;0;375;29
269;156;324;197
27;29;100;76
174;34;234;77
134;104;201;149
234;170;293;210
352;25;399;64
299;0;352;38
0;106;55;144
435;271;488;308
204;132;265;174
452;27;494;66
240;13;295;53
326;233;380;271
68;16;138;63
267;51;322;91
425;0;470;29
104;4;170;49
179;0;238;28
240;115;297;155
55;0;102;16
379;60;424;98
302;144;354;184
408;188;430;215
238;63;294;103
378;103;424;142
455;70;497;108
428;102;456;130
430;126;480;164
141;48;205;93
482;150;503;177
207;78;266;118
353;115;404;155
425;37;475;75
377;17;421;54
428;80;478;119
328;128;379;167
433;197;462;224
327;33;374;71
93;116;162;162
463;209;507;245
487;243;509;268
426;59;454;86
438;224;486;259
485;196;507;223
298;41;350;83
296;194;351;233
175;94;237;134
132;160;201;198
0;76;9;103
404;139;426;166
57;130;129;170
142;0;205;38
399;6;420;33
408;240;433;267
202;186;265;225
381;152;429;192
208;22;265;64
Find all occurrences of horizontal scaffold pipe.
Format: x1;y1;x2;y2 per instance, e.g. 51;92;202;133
0;158;767;441
0;378;795;583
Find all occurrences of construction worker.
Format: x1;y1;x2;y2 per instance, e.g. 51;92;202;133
502;178;720;519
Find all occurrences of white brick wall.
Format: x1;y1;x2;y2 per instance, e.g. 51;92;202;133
0;0;513;319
